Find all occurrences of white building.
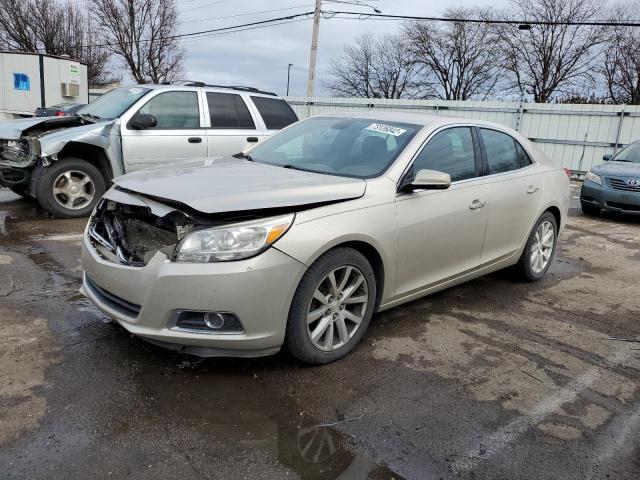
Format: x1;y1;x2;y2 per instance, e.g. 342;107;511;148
0;52;89;119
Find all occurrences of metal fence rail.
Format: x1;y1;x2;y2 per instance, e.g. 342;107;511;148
285;96;640;173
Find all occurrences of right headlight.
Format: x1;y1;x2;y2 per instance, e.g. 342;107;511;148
585;171;601;185
174;213;294;263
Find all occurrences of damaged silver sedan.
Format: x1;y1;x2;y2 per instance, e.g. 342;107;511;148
81;112;570;364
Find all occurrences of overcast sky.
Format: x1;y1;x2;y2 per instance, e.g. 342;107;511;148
177;0;507;96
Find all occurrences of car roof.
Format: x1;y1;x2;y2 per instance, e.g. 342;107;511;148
313;110;523;133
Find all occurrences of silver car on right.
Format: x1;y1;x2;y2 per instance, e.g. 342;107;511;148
81;112;570;364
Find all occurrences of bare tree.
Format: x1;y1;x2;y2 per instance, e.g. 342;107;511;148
497;0;604;103
0;0;117;85
601;1;640;104
323;33;420;98
89;0;183;84
402;8;503;101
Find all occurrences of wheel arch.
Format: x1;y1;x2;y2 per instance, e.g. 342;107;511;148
57;142;114;183
544;205;562;230
304;238;387;311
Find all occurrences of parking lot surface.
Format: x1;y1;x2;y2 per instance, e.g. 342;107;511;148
0;184;638;480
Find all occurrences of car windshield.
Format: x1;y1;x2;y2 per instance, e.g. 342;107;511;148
76;86;151;120
246;116;421;178
612;143;640;163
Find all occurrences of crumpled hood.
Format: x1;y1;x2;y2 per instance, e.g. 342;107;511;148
592;161;640;177
0;116;93;139
113;157;367;213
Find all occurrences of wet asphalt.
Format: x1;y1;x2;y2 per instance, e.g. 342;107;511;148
0;184;639;480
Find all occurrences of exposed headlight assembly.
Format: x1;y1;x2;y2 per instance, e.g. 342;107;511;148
585;171;601;185
174;213;294;262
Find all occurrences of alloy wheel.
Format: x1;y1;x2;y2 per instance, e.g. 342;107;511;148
306;265;369;352
530;220;555;274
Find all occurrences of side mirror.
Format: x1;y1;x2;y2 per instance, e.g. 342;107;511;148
602;154;612;161
130;113;157;130
401;169;452;192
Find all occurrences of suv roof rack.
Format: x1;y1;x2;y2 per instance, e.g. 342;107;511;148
177;81;277;97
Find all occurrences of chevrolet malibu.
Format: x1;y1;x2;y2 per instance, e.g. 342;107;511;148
81;112;570;364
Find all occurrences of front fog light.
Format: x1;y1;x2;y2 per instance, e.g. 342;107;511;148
171;311;243;333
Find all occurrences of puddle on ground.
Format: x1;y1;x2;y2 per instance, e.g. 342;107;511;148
117;334;405;480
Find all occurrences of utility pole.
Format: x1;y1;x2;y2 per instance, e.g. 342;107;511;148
287;63;293;96
306;0;322;97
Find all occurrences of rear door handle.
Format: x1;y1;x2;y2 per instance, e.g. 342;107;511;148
246;136;259;143
469;199;487;210
527;185;539;194
188;137;202;144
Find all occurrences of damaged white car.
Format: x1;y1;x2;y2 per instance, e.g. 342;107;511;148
81;112;570;364
0;83;298;217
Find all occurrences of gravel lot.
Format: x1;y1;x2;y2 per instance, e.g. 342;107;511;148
0;184;639;480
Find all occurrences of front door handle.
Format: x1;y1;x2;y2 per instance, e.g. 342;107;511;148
469;199;487;210
246;136;259;143
527;185;539;194
188;137;202;144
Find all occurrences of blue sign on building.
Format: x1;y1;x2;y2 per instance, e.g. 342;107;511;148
13;73;30;91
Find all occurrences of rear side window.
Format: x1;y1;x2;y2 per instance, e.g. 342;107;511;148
410;127;477;182
138;91;200;129
250;96;298;129
207;92;255;129
481;129;531;174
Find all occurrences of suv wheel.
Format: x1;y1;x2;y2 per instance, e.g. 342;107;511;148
36;157;105;218
286;248;377;364
515;212;558;282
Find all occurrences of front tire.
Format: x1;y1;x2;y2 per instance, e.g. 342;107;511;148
285;248;377;364
515;212;558;282
35;157;105;218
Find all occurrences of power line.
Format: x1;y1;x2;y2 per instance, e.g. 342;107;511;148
323;10;640;27
180;18;312;44
76;11;315;48
179;0;232;14
180;4;315;24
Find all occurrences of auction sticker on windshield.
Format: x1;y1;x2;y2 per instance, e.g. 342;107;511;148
366;123;407;136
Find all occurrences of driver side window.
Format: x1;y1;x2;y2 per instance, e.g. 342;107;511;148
410;127;477;182
138;91;200;129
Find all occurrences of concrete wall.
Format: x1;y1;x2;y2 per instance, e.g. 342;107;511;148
285;97;640;173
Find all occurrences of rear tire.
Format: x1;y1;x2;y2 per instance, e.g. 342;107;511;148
285;248;377;365
514;212;558;282
35;157;105;218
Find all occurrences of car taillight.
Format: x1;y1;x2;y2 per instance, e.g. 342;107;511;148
55;111;64;117
563;168;572;178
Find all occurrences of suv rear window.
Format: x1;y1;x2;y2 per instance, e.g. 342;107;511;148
250;96;298;130
207;92;255;129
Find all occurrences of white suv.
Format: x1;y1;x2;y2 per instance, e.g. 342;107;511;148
0;83;298;217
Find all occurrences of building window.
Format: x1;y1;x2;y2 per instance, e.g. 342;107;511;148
13;73;30;91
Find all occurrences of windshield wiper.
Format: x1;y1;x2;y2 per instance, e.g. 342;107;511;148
232;152;254;161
